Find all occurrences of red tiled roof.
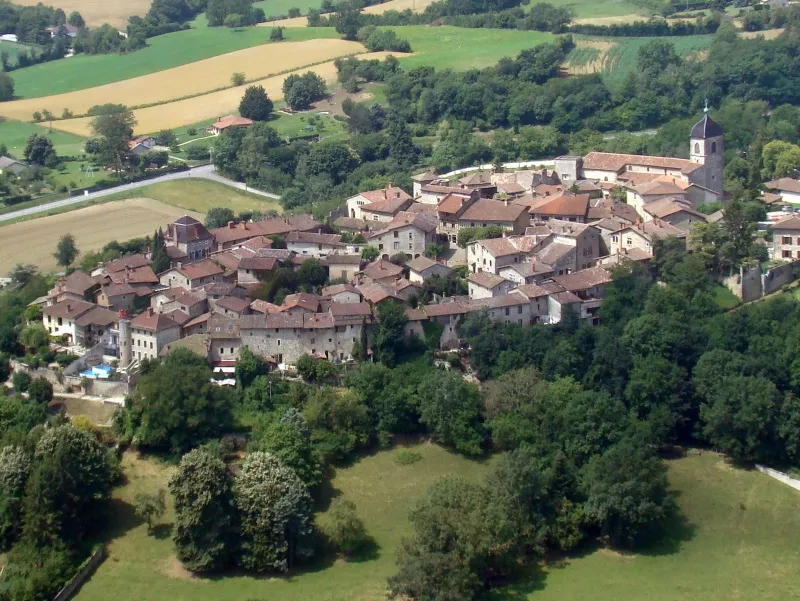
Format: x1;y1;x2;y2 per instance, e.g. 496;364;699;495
473;236;520;258
285;231;344;245
131;308;181;332
249;299;280;314
212;115;253;130
358;185;412;205
468;272;509;289
215;296;251;313
43;299;95;319
765;177;800;194
367;211;438;239
460;199;527;223
772;214;800;230
530;193;589;218
551;266;613;292
583;151;702;174
176;259;224;280
362;259;404;280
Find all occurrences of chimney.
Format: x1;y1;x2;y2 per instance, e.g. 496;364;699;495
227;221;234;228
148;307;154;316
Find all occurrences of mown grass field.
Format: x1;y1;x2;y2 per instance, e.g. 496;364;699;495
566;34;716;82
71;446;800;601
253;0;323;19
7;20;338;99
528;0;643;18
75;443;493;601
0;118;86;156
0;40;43;67
11;0;150;28
1;38;366;123
386;26;555;71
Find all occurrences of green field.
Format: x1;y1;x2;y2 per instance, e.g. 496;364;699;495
524;0;643;18
8;20;338;99
386;26;556;71
711;284;741;310
109;179;284;214
0;39;43;67
73;445;800;601
568;34;716;82
0;118;86;156
74;443;492;601
254;0;323;19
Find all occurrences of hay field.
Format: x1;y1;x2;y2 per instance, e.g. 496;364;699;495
11;0;150;28
261;0;437;28
0;199;201;273
573;14;644;25
739;28;785;40
563;39;616;75
51;51;393;136
0;39;366;123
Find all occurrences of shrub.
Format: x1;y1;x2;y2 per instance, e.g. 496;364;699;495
395;449;422;465
184;144;210;160
12;371;31;393
27;376;53;404
231;72;246;86
324;498;370;557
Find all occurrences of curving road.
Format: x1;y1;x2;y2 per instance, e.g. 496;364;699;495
0;165;280;224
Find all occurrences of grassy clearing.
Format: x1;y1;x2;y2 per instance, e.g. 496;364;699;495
7;20;337;99
711;284;741;310
53;397;120;426
11;0;150;28
498;452;800;601
253;0;323;19
0;197;201;273
386;26;555;71
571;34;716;82
0;40;43;66
529;0;643;18
1;38;366;125
0;118;86;156
73;447;800;601
74;443;492;601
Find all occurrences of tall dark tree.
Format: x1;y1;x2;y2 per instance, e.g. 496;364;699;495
374;300;407;367
238;85;274;121
53;234;79;270
89;104;136;174
150;228;170;274
22;134;56;166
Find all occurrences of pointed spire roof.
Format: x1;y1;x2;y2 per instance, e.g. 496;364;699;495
691;113;724;139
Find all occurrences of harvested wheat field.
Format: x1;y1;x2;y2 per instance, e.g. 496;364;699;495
563;40;616;75
11;0;150;28
52;52;394;136
0;39;366;123
739;28;785;40
261;0;436;28
0;199;201;273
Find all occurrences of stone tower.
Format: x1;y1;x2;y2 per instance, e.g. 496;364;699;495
689;103;725;194
118;311;132;367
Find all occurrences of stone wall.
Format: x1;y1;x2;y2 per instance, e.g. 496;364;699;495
762;260;800;296
755;464;800;492
724;260;800;303
52;546;105;601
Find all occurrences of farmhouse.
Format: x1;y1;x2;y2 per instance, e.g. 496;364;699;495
209;115;254;135
130;308;181;361
527;193;590;223
467;272;513;299
0;156;26;175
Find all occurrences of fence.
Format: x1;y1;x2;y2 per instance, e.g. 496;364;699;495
52;546;106;601
755;464;800;492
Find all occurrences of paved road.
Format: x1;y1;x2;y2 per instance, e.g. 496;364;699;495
0;164;280;223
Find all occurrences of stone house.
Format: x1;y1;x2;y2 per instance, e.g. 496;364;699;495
325;254;364;282
366;211;439;260
641;197;707;232
130;308;181;361
406;256;452;284
772;214;800;260
43;299;95;342
159;259;224;290
609;220;686;256
285;231;346;258
467;237;522;274
467;272;514;299
321;284;362;304
346;185;413;221
167;216;214;260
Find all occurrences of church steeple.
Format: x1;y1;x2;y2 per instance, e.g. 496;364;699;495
689;105;724;194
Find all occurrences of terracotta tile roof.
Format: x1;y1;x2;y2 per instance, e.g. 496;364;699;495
583;151;702;174
496;182;526;195
459;171;492;186
515;281;566;299
215;296;251;313
598;248;652;265
108;265;159;285
237;256;278;271
326;253;364;265
356;282;401;304
210;215;320;245
368;211;438;239
500;262;552;278
43;299;95;319
212;115;253;130
358;185;412;205
533;183;563;197
473;237;520;257
279;293;321;313
587;198;639;223
405;307;427;321
285;231;344;246
321;283;359;297
362;259;404;281
213;250;247;272
591;217;631;232
643;197;706;220
551;291;582;304
551;266;613;292
165;246;187;260
249;299;280;314
460;199;527;223
100;282;136;297
422;183;471;195
765;177;800;194
574;180;601;192
406;202;438;215
772;214;800;230
761;192;784;205
56;271;97;296
102;254;150;273
392;278;420;293
131;308;181;332
631;180;687;197
476;290;531;308
407;256;449;274
207;314;240;338
329;302;372;318
176;259;224;280
468;272;509;289
183;312;212;329
438;192;471;215
529;193;589;218
333;216;375;231
169;216;212;244
412;170;437;182
538;218;594;236
616;171;661;186
238;236;274;251
616;220;686;240
163;309;191;326
422;299;473;317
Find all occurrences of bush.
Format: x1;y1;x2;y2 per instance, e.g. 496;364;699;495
184;144;210;160
12;371;31;393
187;127;198;136
231;72;246;86
27;376;53;404
395;449;422;465
324;498;370;557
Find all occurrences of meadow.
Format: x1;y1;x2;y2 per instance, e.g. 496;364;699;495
6;19;338;99
0;38;367;123
385;26;555;71
69;446;800;601
11;0;150;28
253;0;323;19
566;34;717;82
0;118;86;156
0;39;43;67
529;0;643;19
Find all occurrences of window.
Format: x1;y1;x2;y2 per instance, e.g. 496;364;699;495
784;236;792;245
394;242;400;250
517;306;522;314
711;141;717;153
783;250;792;258
394;231;399;238
373;215;378;221
694;142;700;154
504;307;510;316
310;338;315;344
408;232;413;239
611;235;619;242
277;339;281;346
626;237;632;246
